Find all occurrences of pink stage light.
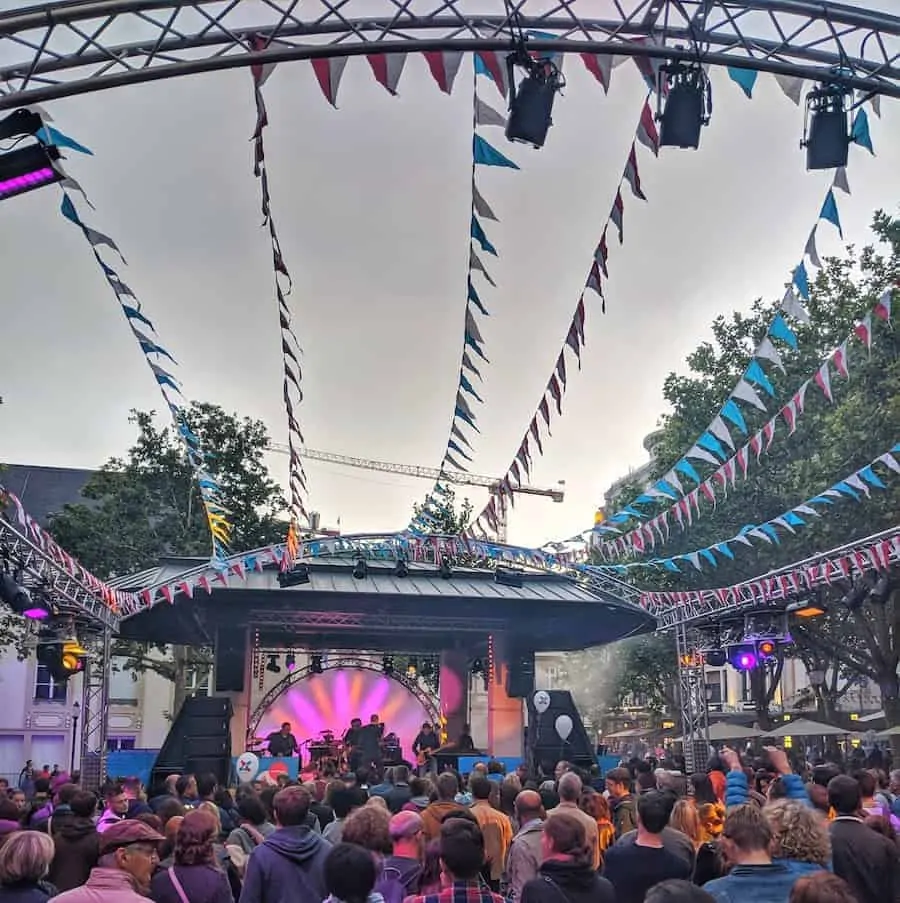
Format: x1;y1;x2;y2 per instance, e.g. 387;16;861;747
0;167;56;197
257;667;432;765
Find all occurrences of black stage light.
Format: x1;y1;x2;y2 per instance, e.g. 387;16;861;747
352;558;368;580
439;559;452;580
471;658;484;675
285;651;296;671
658;63;712;149
505;43;565;149
278;564;310;587
803;84;851;171
394;558;410;579
727;644;759;672
310;653;324;674
495;567;524;588
0;572;50;620
382;654;394;676
0;142;63;202
37;633;87;683
842;579;869;611
757;639;777;660
704;649;727;668
266;654;281;674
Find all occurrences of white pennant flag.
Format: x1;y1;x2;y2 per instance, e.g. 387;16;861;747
755;337;785;373
473;185;498;221
782;286;810;324
804;228;823;268
794;505;820;517
709;416;735;451
469;249;496;286
832;167;851;195
846;473;870;497
665;469;684;495
732;379;767;412
774;73;804;105
686;445;720;466
879;453;900;475
475;95;507;128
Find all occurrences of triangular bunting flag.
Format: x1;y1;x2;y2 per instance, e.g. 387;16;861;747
814;363;833;402
636;100;660;156
473;134;519;169
472;184;498;221
721;399;748;434
819;189;843;238
474;95;507;128
832;167;851;195
804;227;823;269
774;73;804;105
731;380;767;412
580;53;612;93
311;56;347;107
623;144;646;201
610;190;624;243
366;52;407;95
754;337;786;374
423;50;463;94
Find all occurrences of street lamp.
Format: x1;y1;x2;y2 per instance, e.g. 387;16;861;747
70;701;80;773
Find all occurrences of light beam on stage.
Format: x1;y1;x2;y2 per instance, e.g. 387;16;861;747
257;667;432;766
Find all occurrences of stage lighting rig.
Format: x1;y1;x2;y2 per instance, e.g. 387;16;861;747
495;567;524;588
285;651;296;671
657;62;712;149
278;564;310;587
786;596;827;619
0;571;51;620
439;559;453;580
802;82;853;171
0;109;64;202
36;624;88;682
352;557;368;580
310;653;324;674
266;654;281;674
505;39;565;149
393;557;409;579
382;654;395;676
727;644;758;672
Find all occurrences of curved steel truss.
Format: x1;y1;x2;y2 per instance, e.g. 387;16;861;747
0;1;898;110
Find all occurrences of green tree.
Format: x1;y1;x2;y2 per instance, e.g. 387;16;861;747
609;633;680;726
42;403;288;713
621;210;899;734
411;486;473;535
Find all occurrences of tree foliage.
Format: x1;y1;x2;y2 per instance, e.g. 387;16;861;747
618;210;900;730
411;486;473;536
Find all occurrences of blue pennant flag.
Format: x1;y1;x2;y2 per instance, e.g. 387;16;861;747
467;279;489;316
635;494;656;505
473;134;519;169
859;465;886;489
851;108;874;155
721;398;748;434
819;189;844;238
809;495;835;505
833;481;860;501
465;331;489;362
745;359;775;396
700;548;718;568
792;261;810;300
60;194;81;225
38;125;93;155
607;513;630;525
715;542;734;560
675;459;701;484
474;54;495;81
122;304;155;331
471;216;497;256
697;432;726;460
459;373;483;402
654;480;679;499
447;439;473;461
727;67;758;99
784;511;806;527
139;339;176;364
769;314;798;349
620;506;644;519
760;524;780;543
662;559;681;573
454;405;480;431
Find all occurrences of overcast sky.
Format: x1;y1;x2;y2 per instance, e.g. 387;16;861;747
1;2;898;549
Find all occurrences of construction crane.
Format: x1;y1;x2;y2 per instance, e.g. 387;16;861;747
266;443;564;542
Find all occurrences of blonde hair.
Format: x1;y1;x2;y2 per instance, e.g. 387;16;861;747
196;800;222;836
765;799;830;865
669;799;701;847
366;795;389;811
0;831;54;884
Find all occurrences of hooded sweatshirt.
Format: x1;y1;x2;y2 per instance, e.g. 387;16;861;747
48;816;100;891
521;859;616;903
420;801;467;840
238;825;330;903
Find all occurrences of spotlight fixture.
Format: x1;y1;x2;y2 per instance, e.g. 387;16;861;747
407;656;419;678
382;654;395;676
439;559;452;580
471;658;484;675
802;83;852;171
870;573;892;604
727;644;758;672
757;639;777;660
394;558;410;579
421;659;435;679
352;558;368;580
841;579;869;611
285;651;296;671
658;62;712;149
0;143;63;201
266;654;281;674
310;653;323;674
786;598;827;619
704;649;727;668
36;632;86;682
505;41;566;149
278;564;310;588
495;567;524;589
0;572;50;620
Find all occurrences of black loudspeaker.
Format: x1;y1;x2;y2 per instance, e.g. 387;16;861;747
505;646;536;698
704;649;727;667
215;627;246;692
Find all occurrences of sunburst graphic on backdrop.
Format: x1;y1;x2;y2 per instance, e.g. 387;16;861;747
258;667;431;764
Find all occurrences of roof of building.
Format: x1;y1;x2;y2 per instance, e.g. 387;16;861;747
1;463;95;525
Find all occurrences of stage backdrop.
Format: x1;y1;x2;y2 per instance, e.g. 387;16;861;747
255;667;431;766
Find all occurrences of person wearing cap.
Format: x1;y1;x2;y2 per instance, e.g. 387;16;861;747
53;819;164;903
382;812;425;897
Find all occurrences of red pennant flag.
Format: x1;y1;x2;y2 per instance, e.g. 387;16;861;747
423;50;463;94
475;51;509;97
623;144;646;200
311;57;348;107
140;588;153;607
763;420;776;449
854;313;872;349
781;400;797;434
814;363;833;401
749;432;762;459
178;580;194;600
539;397;552;431
595;230;610;277
832;341;849;378
700;481;716;505
366;52;407;95
736;446;749;477
197;575;212;594
610;190;625;243
565;321;583;368
874;290;892;321
636;100;660;156
548;374;563;415
580;53;612;92
160;585;174;605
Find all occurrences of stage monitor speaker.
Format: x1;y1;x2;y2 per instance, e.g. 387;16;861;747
526;689;595;773
505;646;535;698
215;627;246;692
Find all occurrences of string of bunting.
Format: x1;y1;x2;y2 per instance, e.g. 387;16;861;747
0;484;140;615
585;438;900;577
249;35;309;561
595;287;895;561
43;123;234;565
466;91;661;539
640;528;900;616
596;167;864;540
411;52;521;533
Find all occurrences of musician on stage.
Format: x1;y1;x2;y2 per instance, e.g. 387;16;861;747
357;714;384;776
266;721;299;758
454;723;476;753
344;718;363;772
412;721;441;775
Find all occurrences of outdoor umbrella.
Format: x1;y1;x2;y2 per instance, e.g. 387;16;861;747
765;718;852;737
675;723;760;743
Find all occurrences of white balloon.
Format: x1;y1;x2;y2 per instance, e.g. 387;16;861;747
533;690;551;714
555;714;573;741
236;752;260;783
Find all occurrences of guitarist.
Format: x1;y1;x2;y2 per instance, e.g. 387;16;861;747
412;721;441;775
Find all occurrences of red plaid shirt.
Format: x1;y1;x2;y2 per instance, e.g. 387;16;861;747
406;880;505;903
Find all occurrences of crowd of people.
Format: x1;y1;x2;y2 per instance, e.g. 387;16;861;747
0;746;898;903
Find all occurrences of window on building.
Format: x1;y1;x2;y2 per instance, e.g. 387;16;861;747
185;666;212;698
106;737;136;752
109;657;139;704
34;664;67;702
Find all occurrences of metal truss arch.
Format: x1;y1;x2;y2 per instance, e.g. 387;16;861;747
0;2;898;110
247;654;440;741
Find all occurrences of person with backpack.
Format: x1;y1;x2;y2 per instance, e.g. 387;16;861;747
380;812;424;901
225;796;275;880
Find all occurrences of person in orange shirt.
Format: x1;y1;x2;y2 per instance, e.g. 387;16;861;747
580;789;616;869
469;775;513;891
690;773;725;842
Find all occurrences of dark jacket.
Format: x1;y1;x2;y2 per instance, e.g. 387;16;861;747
703;862;803;903
151;864;233;903
521;860;615;903
0;882;56;903
610;795;636;837
238;825;330;903
830;816;900;903
385;784;413;815
48;818;100;892
380;856;422;897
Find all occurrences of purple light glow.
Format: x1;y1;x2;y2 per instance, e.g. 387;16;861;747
0;167;55;196
737;653;757;670
22;607;49;620
258;667;431;764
